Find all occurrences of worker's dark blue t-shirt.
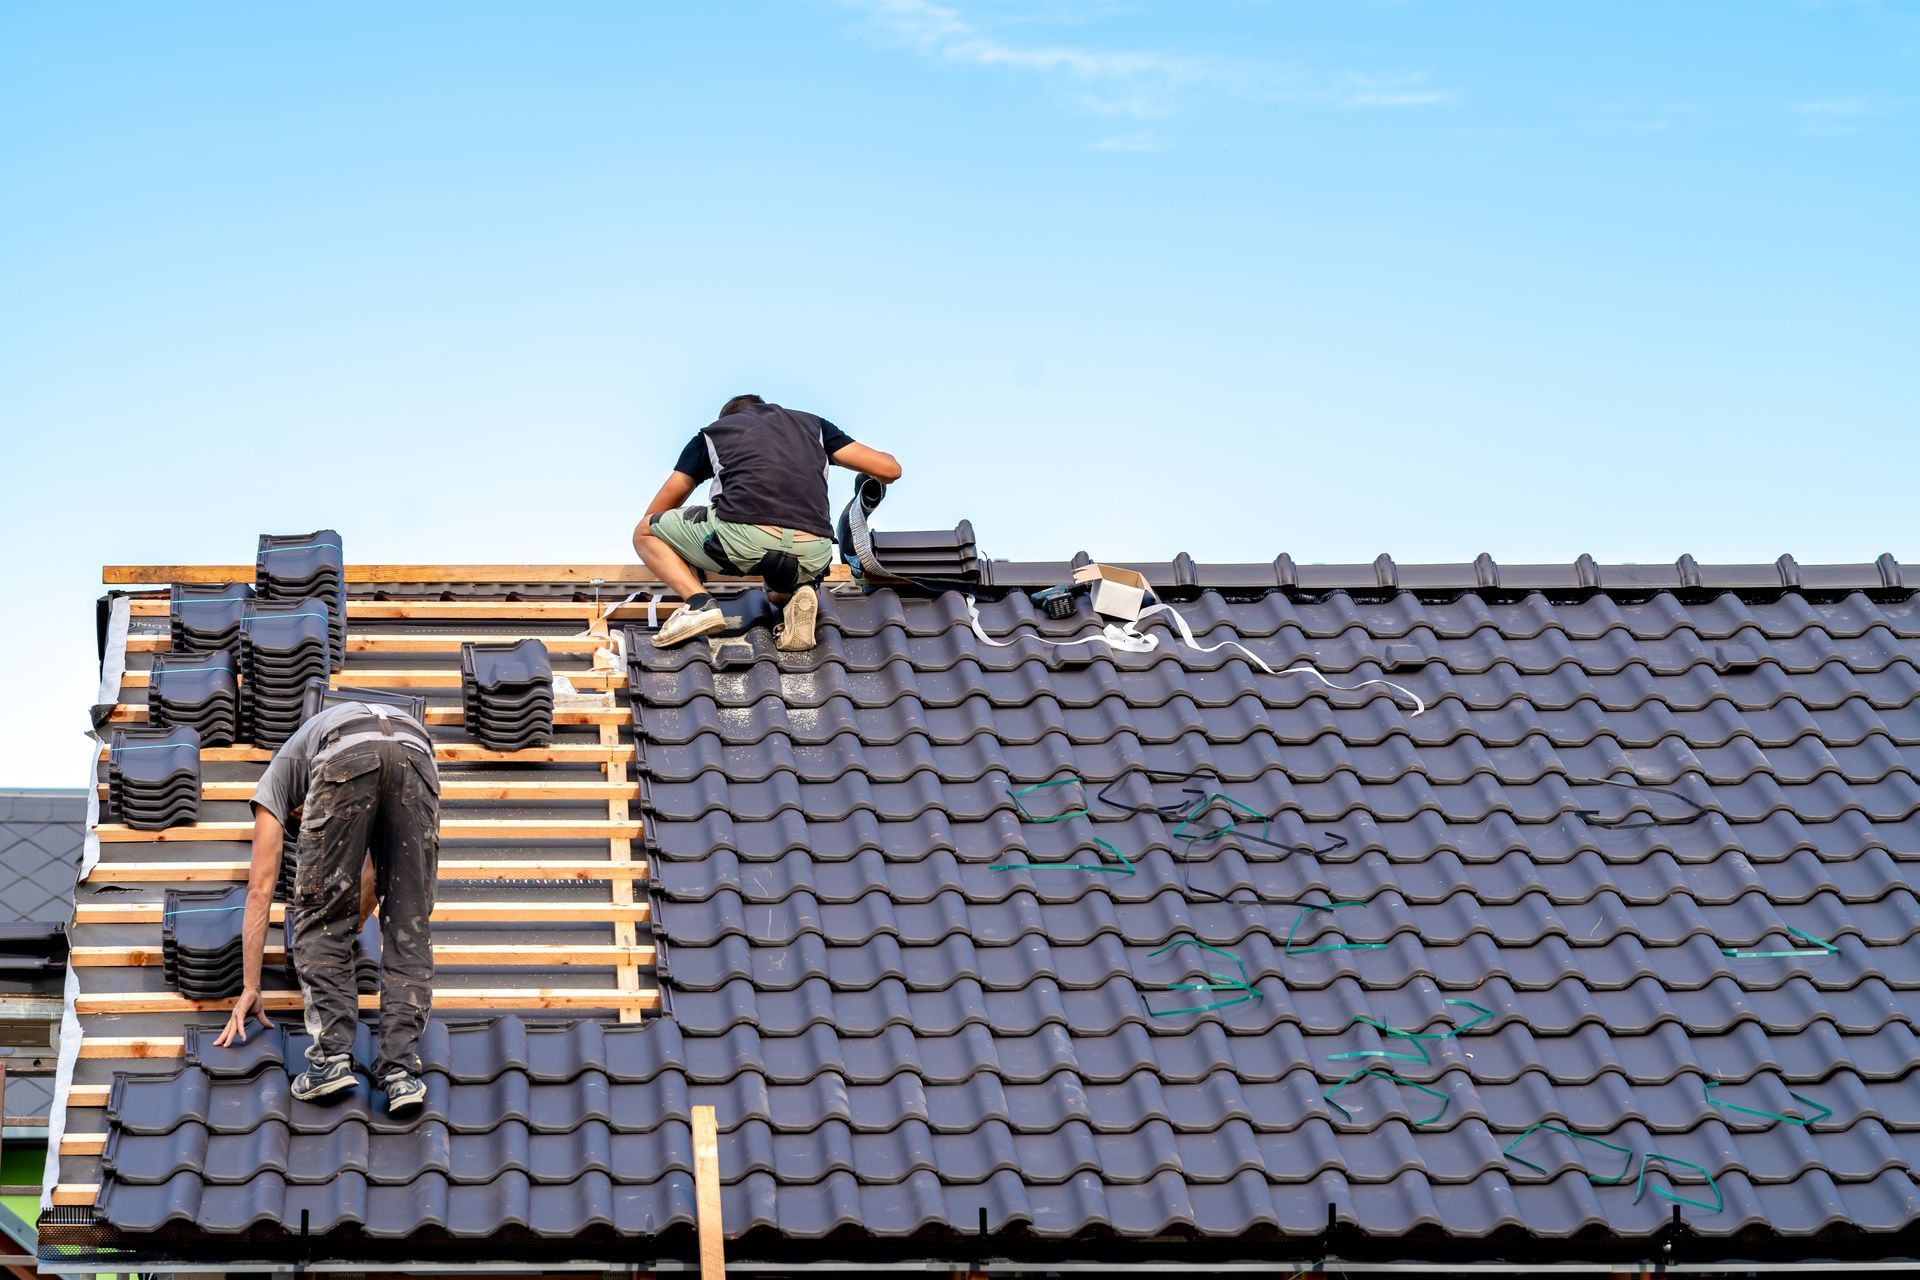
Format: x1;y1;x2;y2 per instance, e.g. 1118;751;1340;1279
673;403;856;538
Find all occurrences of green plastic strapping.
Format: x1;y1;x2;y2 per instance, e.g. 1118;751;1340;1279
1327;1016;1434;1064
1328;999;1494;1064
1004;775;1090;824
1446;998;1493;1034
1140;937;1262;1017
1502;1123;1635;1182
988;836;1136;877
1704;1081;1832;1127
1285;898;1388;956
1323;1067;1449;1126
1720;926;1839;959
1502;1126;1726;1216
1635;1153;1724;1213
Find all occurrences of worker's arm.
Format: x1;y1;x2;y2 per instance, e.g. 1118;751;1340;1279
830;442;902;484
643;471;699;520
213;805;284;1046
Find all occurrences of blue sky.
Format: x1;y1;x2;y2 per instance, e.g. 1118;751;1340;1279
0;1;1914;786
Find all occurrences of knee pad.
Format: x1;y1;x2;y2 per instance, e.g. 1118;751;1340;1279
753;549;802;595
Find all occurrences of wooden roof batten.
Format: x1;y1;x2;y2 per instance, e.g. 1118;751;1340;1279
75;560;675;1165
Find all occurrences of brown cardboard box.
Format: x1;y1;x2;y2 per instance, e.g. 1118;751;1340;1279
1072;563;1152;621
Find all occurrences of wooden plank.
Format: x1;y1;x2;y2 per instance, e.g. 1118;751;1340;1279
132;599;673;620
76;988;660;1015
88;858;649;883
72;943;653;969
120;669;622;692
600;697;645;1025
98;779;641;803
76;1036;186;1059
109;704;629;727
127;633;606;655
106;562;852;586
76;900;651;925
100;742;635;764
343;600;682;621
66;1086;110;1108
59;1133;105;1156
51;1184;97;1206
93;818;643;843
692;1103;726;1280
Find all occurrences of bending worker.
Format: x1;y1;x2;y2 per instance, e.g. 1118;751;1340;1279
214;700;440;1113
634;394;901;650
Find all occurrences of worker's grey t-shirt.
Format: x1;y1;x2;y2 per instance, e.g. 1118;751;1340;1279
252;703;434;825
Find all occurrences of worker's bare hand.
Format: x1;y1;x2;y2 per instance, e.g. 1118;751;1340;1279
213;987;272;1047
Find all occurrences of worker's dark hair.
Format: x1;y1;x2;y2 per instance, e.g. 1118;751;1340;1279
719;394;765;417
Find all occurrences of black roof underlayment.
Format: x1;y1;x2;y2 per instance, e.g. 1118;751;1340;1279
47;556;1920;1271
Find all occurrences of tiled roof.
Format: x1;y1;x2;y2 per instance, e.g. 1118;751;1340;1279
630;583;1920;1261
59;562;1920;1269
0;789;85;926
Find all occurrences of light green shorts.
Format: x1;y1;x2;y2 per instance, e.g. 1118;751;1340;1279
648;506;834;593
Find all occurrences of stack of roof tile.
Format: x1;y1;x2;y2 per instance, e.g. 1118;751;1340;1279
255;530;345;668
167;583;254;656
460;639;553;750
300;680;427;726
106;725;202;830
274;816;299;902
866;519;980;583
241;598;336;748
147;650;241;747
161;886;248;1000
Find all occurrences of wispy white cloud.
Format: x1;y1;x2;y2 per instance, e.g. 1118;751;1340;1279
1792;93;1915;133
839;0;1450;119
1797;95;1874;116
1092;130;1165;152
1345;89;1451;108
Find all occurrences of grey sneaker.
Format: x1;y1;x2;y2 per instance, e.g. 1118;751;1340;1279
776;585;819;652
290;1053;357;1103
381;1067;427;1114
653;604;726;648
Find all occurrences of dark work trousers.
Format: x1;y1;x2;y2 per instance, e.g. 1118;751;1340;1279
291;735;440;1078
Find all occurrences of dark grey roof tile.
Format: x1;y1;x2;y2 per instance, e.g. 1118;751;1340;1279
92;584;1920;1259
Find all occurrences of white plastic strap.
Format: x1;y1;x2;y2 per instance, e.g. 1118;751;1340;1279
964;596;1425;716
964;596;1114;653
1133;602;1426;716
576;589;646;638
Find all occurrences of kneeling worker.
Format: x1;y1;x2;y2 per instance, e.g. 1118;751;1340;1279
634;394;902;650
215;701;440;1113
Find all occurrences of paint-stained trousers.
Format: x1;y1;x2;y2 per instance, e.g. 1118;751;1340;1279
291;736;440;1078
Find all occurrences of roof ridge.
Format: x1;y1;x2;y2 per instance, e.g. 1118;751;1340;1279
974;552;1908;596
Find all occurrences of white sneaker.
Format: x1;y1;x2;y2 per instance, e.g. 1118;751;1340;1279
653;604;726;648
776;586;819;652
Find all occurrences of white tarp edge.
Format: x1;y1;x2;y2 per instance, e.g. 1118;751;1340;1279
43;593;131;1210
